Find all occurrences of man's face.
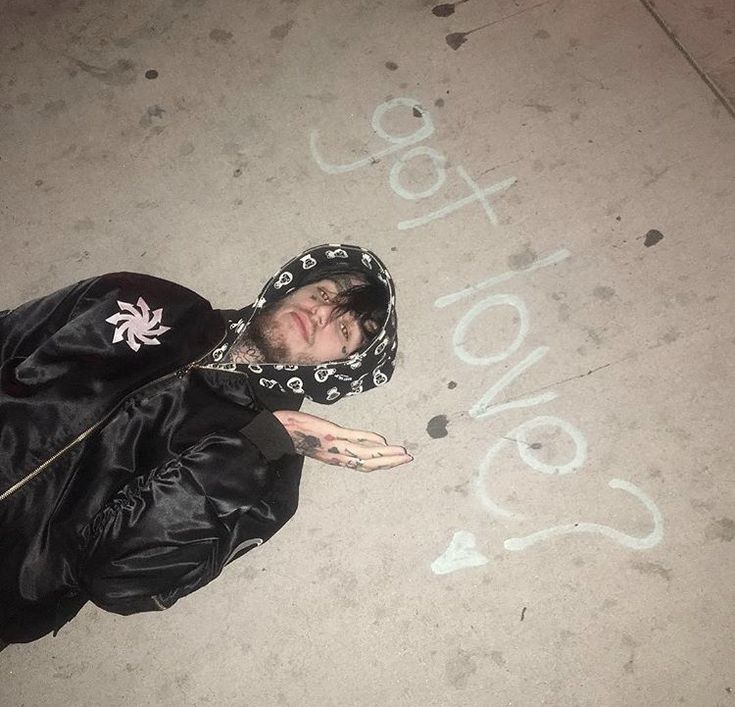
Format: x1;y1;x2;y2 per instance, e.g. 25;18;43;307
249;277;368;364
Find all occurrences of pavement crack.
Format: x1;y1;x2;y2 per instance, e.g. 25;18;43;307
516;359;620;398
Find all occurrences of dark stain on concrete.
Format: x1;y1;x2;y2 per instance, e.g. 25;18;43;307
432;0;469;16
593;285;615;300
139;105;165;128
270;20;294;40
145;69;158;79
434;98;445;107
631;560;672;581
584;327;602;346
40;99;67;118
69;57;137;86
704;517;734;542
445;648;477;689
490;650;506;667
443;479;468;496
427;414;449;439
660;328;680;344
507;243;537;270
534;29;550;39
447;380;457;389
385;61;398;71
644;229;664;247
524;101;553;113
446;32;469;50
209;28;233;42
433;3;455;16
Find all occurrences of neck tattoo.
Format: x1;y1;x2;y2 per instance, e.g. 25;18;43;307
226;336;266;365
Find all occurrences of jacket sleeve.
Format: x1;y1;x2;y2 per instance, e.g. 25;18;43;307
0;278;98;364
78;431;301;616
1;272;217;369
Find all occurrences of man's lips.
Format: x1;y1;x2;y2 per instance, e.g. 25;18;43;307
291;311;311;342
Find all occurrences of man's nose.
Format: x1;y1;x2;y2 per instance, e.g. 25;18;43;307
309;302;335;328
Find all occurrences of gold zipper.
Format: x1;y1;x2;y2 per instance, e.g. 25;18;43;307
0;419;109;503
0;335;226;504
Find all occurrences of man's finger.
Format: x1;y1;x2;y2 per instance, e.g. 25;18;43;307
333;428;388;446
348;454;413;472
344;443;409;460
325;441;409;460
308;449;413;471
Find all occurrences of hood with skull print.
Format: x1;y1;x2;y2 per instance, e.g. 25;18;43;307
199;244;398;405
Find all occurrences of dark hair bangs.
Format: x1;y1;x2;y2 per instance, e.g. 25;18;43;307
300;263;390;342
332;280;388;339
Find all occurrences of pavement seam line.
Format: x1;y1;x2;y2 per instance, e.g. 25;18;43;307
636;0;735;119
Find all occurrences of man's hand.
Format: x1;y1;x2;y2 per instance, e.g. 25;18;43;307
272;410;413;472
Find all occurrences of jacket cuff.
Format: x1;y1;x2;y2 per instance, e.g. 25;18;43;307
240;410;296;461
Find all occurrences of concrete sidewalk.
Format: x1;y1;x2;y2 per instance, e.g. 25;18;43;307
1;0;733;705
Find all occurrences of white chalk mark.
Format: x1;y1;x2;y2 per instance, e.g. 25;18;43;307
470;346;557;419
474;415;586;519
474;437;521;519
453;293;528;366
504;478;664;551
389;146;448;200
371;97;434;144
514;415;587;475
435;249;571;309
431;530;489;575
398;174;516;231
309;131;409;175
456;165;505;225
310;97;434;174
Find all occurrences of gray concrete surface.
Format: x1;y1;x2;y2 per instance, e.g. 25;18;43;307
648;0;735;110
1;0;734;705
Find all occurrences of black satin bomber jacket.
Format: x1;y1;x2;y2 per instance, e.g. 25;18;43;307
0;272;303;643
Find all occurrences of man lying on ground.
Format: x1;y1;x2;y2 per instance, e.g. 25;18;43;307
0;243;411;644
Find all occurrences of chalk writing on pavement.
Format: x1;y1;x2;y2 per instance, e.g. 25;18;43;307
309;97;663;575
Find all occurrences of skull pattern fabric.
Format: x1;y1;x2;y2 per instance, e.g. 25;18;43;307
200;244;398;405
